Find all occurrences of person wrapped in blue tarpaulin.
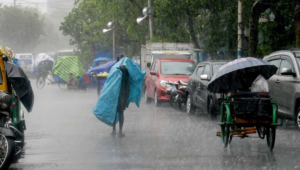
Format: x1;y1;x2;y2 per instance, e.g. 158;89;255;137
93;55;145;137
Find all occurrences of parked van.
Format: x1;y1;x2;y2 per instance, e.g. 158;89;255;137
15;53;34;75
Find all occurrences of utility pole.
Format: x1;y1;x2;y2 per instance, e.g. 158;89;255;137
14;0;16;6
237;0;243;58
113;24;115;60
148;0;153;40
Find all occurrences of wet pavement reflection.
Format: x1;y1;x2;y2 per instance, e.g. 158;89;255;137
9;79;300;170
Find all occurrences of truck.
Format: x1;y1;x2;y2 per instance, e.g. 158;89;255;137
140;42;194;71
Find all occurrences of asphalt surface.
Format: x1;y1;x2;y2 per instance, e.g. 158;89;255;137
9;79;300;170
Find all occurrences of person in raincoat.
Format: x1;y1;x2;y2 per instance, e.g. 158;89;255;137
75;73;87;90
111;54;130;137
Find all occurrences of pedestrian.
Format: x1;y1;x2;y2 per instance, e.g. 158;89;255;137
68;73;78;87
75;74;87;90
112;54;130;137
93;54;145;138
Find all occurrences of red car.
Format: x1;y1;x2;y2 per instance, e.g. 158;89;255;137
144;58;196;106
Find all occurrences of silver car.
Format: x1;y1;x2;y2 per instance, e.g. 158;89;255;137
263;50;300;128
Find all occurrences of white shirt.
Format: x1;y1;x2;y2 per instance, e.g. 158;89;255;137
250;75;269;92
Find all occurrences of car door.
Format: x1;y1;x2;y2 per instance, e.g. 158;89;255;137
266;56;281;105
275;56;297;117
150;61;159;98
146;61;156;98
192;65;205;107
197;64;211;108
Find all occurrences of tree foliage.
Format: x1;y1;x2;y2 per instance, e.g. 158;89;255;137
60;0;300;63
0;5;44;52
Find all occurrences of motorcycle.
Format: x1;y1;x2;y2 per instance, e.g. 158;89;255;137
0;47;34;169
165;81;178;106
165;80;188;110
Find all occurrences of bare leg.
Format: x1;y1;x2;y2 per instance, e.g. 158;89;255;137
119;111;125;137
111;113;117;135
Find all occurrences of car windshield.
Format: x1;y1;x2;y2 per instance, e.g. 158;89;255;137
19;59;32;65
161;61;196;75
296;57;300;67
212;64;224;75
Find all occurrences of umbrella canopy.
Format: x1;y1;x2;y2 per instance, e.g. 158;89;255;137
207;57;278;93
5;62;34;112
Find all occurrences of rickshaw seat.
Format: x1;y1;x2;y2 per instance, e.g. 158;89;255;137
230;92;272;116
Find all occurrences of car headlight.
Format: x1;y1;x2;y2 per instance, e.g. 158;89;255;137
160;80;168;87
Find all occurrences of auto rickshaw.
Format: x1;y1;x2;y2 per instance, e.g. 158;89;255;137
0;46;34;169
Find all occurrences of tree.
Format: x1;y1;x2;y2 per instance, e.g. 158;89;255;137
0;5;44;52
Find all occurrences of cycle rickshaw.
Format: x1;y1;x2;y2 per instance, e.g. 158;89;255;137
52;56;86;90
207;57;282;151
34;53;54;89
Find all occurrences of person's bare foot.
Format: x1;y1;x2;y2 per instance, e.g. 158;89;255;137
118;132;125;137
111;131;117;136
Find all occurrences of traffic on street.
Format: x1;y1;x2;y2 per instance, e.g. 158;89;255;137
0;0;300;170
9;83;300;170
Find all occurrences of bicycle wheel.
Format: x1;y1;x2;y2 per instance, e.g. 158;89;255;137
36;76;45;89
58;80;68;90
266;127;276;151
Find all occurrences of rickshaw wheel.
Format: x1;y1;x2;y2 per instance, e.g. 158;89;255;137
36;77;45;89
58;80;68;90
266;127;276;151
221;125;230;148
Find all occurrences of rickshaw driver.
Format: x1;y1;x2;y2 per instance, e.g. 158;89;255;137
68;73;78;87
38;60;52;77
250;74;269;92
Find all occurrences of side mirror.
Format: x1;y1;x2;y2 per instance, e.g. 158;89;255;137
150;71;157;76
281;68;296;77
200;74;209;80
147;62;151;68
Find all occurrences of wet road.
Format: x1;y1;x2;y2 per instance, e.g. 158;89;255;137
9;80;300;170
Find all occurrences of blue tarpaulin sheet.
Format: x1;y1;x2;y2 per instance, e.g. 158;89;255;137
86;60;117;88
86;60;141;88
93;57;112;67
92;57;145;126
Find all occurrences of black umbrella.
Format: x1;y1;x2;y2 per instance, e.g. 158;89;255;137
207;57;278;93
4;62;34;112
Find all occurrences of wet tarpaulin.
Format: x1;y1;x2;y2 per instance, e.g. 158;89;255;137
5;62;34;112
33;53;54;73
207;57;277;93
93;57;145;126
52;56;86;82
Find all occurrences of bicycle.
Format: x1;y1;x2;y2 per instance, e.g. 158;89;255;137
36;71;55;89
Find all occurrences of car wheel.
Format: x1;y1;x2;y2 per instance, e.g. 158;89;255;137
144;88;151;104
186;94;195;114
295;107;300;129
154;89;161;107
209;98;217;120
